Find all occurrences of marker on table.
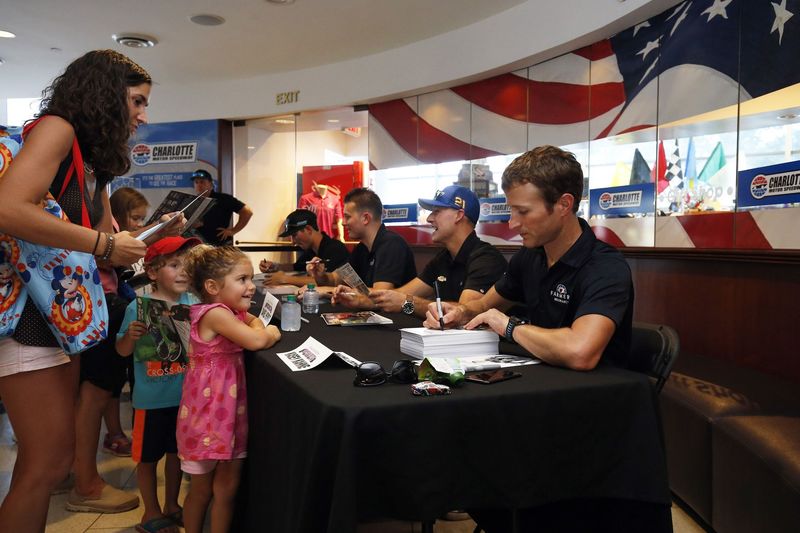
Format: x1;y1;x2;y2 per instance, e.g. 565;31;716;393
305;259;330;264
434;280;445;331
300;316;310;324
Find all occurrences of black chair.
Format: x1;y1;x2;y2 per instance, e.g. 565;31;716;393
629;322;680;394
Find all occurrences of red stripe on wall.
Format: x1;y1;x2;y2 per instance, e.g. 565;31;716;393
678;212;734;248
591;225;626;247
529;81;624;124
734;212;772;249
368;100;419;159
573;40;615;61
451;73;528;121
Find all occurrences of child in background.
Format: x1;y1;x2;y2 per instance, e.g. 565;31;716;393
116;236;201;533
102;186;150;457
178;245;281;533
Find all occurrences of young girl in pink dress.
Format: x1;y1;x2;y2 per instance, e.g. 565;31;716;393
178;245;281;533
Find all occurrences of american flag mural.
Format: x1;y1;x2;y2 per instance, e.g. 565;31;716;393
369;0;799;170
369;0;800;249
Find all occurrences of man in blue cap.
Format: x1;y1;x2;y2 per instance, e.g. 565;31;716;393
191;169;253;245
335;185;507;318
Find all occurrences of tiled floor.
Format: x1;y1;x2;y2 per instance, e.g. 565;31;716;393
0;398;706;533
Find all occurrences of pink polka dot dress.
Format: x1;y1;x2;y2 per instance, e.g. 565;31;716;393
177;303;248;462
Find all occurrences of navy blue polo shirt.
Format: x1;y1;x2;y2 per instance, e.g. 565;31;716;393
494;218;633;368
349;224;416;287
418;232;507;301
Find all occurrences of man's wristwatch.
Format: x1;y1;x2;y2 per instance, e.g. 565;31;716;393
505;316;526;341
401;295;415;315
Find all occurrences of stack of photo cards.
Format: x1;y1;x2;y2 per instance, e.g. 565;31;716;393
275;336;363;372
333;263;370;295
140;189;216;240
399;327;500;359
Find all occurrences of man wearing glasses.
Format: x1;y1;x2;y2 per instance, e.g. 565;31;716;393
333;185;507;318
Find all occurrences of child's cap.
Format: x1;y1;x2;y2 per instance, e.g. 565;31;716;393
145;236;201;265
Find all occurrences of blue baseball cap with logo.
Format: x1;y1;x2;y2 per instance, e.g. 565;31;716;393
418;185;480;224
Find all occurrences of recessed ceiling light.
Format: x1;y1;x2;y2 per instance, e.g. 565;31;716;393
327;119;340;123
50;47;62;52
0;30;15;39
112;33;158;48
190;14;226;26
247;146;256;150
274;118;295;125
266;0;296;5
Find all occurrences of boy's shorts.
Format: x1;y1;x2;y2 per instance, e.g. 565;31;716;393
132;406;179;463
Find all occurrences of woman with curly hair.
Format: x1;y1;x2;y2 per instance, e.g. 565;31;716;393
0;49;152;532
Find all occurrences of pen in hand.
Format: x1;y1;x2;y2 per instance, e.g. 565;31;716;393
434;280;445;331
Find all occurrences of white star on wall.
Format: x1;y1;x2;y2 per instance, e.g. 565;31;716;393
632;21;651;37
702;0;733;22
636;39;660;61
771;0;794;45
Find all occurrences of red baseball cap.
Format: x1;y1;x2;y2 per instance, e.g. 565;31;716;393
144;236;201;265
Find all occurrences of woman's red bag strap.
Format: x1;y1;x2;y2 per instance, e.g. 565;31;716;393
22;117;92;228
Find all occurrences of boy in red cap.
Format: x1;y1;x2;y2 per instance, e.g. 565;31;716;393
115;236;200;533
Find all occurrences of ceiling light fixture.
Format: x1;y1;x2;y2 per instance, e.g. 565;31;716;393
190;14;226;26
0;30;15;39
266;0;296;5
112;33;158;48
327;119;340;123
274;118;295;125
778;113;798;120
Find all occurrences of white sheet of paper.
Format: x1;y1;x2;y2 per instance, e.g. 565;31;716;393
275;337;334;372
257;291;279;327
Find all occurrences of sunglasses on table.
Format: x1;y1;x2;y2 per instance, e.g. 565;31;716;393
353;360;418;387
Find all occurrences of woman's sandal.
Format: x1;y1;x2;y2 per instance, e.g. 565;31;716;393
135;516;179;533
166;508;184;527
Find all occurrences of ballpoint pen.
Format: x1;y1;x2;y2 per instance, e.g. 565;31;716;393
434;279;445;331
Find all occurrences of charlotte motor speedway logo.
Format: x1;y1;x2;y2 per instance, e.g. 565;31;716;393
131;142;198;166
598;190;642;210
749;170;800;200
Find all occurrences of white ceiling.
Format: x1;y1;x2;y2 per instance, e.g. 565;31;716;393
0;0;524;99
1;0;682;124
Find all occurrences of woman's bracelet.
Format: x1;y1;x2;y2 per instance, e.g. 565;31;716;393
100;233;115;262
91;230;102;255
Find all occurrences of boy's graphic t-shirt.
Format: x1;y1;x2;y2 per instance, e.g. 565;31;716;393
118;293;198;409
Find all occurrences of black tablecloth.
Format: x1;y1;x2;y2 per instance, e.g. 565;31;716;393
239;304;670;532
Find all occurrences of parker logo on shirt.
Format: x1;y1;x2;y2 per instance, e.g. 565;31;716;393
550;283;570;304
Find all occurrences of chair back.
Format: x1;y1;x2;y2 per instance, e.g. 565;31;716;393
629;322;680;394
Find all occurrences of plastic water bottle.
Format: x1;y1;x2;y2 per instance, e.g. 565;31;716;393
303;284;319;314
281;295;301;331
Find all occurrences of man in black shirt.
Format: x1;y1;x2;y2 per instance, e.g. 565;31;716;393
339;185;507;319
309;188;416;291
258;209;348;288
191;169;253;245
425;146;633;371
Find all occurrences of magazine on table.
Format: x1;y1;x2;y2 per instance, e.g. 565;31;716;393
135;297;192;363
423;354;541;374
321;311;393;326
275;336;363;371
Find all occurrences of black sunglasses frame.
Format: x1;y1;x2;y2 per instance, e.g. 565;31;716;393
353;360;418;387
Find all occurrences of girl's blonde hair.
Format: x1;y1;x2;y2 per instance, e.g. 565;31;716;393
183;245;249;299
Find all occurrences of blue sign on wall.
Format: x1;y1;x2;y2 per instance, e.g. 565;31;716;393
383;204;418;223
478;197;511;222
738;160;800;208
590;183;655;217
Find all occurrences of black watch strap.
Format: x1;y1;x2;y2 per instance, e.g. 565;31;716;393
505;317;525;341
